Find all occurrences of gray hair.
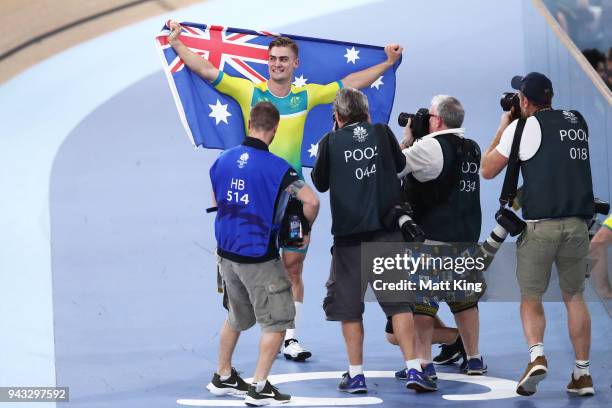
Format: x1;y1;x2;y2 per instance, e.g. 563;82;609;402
431;95;464;128
333;87;369;123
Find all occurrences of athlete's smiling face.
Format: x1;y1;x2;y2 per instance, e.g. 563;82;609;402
268;46;299;83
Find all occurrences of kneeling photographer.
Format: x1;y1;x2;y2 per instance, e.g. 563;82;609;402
311;88;425;394
481;72;596;397
396;95;487;387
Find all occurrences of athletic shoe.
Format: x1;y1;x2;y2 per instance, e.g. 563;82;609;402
465;357;488;375
423;363;438;380
460;358;468;373
433;336;465;365
283;338;312;362
405;368;437;392
396;364;436;381
394;368;408;380
566;374;595;396
516;356;548;396
337;372;367;394
206;367;249;396
244;381;291;406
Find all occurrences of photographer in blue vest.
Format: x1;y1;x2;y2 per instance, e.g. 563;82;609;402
311;88;423;394
207;101;319;406
397;95;485;390
481;72;595;397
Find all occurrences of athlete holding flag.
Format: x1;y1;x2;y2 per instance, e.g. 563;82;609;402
167;20;403;361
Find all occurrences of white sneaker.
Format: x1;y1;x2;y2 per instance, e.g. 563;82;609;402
282;338;312;362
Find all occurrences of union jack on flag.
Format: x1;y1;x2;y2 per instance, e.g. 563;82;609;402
156;21;401;168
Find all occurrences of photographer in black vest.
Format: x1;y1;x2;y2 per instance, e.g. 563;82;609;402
481;72;595;397
398;95;486;388
311;88;427;393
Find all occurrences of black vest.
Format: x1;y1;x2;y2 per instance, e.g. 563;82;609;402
403;133;482;242
521;110;594;220
328;122;401;237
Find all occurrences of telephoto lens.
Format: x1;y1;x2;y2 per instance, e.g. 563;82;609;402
397;112;414;127
476;208;526;271
480;224;508;258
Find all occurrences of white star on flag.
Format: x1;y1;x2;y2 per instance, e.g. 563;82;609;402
308;143;318;157
209;99;231;125
370;76;384;90
344;46;360;64
293;74;308;87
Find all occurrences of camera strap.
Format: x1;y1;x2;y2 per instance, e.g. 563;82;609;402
499;118;526;208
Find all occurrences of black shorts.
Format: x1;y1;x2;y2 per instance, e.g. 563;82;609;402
323;230;414;321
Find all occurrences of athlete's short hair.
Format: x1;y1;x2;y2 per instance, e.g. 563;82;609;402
268;36;299;57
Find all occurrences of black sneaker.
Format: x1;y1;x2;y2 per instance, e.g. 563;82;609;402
206;367;249;396
245;381;291;406
433;335;465;365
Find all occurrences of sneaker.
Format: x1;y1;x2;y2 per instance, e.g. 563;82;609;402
244;381;291;406
460;358;468;373
396;364;437;381
567;374;595;396
433;336;465;365
423;363;438;381
206;367;249;396
283;338;312;362
516;356;548;396
337;372;367;394
394;368;408;380
465;357;488;375
405;368;437;392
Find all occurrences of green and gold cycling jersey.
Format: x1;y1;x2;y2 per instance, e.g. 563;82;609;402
213;71;342;178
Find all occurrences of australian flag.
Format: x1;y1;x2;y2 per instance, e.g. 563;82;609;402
156;22;401;168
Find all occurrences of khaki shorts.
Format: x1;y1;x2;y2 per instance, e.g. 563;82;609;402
218;256;295;332
516;217;589;298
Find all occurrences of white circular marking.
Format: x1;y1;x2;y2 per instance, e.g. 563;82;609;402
177;370;519;406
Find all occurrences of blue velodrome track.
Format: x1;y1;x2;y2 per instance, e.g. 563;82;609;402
0;1;611;407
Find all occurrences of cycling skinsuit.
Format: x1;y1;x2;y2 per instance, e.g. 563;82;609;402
212;71;342;178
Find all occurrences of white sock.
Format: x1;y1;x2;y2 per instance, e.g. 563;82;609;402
255;380;267;392
573;360;590;379
219;373;231;381
349;364;363;377
467;354;481;361
529;343;544;362
284;301;302;340
418;359;431;367
406;359;421;372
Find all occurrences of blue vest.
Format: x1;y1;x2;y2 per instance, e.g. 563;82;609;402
210;145;291;258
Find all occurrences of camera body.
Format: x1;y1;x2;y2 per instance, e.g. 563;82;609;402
495;207;526;237
500;92;521;119
383;202;425;242
279;197;309;248
397;108;431;139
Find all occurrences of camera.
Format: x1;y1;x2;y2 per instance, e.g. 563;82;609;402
478;207;526;266
500;92;521;119
383;202;425;242
279;197;310;248
397;108;430;139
